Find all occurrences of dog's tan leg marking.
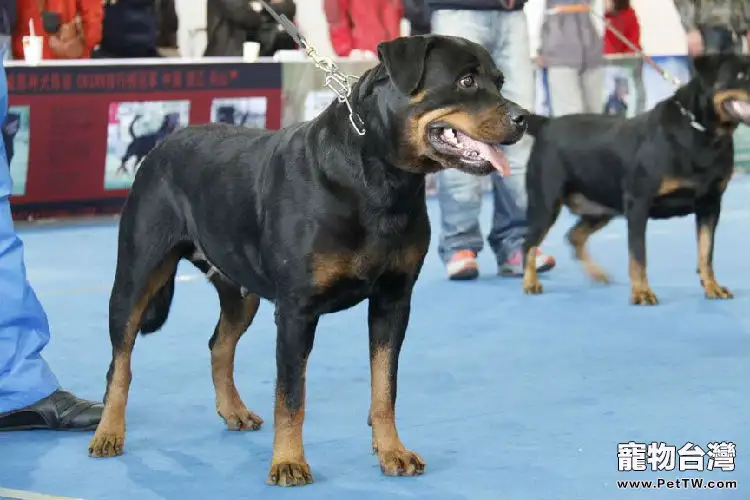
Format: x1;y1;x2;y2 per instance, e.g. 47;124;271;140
567;217;613;283
629;252;658;305
522;246;543;294
89;251;181;457
212;293;264;430
697;223;733;300
370;346;425;476
267;371;313;487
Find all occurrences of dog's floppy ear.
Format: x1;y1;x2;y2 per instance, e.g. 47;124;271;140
377;36;432;96
692;54;724;85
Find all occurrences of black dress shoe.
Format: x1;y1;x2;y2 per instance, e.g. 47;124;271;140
0;389;103;431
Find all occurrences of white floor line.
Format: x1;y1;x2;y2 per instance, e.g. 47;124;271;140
0;487;84;500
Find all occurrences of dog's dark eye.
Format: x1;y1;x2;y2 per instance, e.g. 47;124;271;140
458;75;476;89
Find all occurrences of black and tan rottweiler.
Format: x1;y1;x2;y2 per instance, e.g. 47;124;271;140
87;35;527;486
521;54;750;305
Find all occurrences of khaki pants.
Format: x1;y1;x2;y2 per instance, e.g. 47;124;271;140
547;66;603;116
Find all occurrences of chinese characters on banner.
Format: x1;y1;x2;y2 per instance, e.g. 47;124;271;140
617;441;736;472
5;68;244;94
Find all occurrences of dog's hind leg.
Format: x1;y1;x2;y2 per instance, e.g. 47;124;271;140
208;278;263;431
88;244;182;457
566;215;613;284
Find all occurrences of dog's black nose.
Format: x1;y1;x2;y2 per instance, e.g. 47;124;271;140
509;108;527;127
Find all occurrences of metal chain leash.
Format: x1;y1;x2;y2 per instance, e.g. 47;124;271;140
257;0;366;135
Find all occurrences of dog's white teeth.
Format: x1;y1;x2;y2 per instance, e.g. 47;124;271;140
442;128;459;146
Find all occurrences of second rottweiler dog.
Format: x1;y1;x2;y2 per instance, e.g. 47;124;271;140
522;54;750;305
88;35;527;486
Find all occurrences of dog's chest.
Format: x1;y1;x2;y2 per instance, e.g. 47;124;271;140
312;237;426;288
651;170;729;218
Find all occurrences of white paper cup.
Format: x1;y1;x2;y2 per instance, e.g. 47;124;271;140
243;41;260;62
22;35;43;65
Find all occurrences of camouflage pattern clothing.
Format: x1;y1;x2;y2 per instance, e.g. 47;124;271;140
674;0;750;34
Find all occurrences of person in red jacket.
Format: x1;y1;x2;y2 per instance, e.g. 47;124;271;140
603;0;640;55
323;0;402;57
12;0;102;60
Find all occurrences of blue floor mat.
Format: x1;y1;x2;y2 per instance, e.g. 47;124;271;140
1;179;749;500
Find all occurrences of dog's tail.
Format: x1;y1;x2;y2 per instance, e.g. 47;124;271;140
128;114;142;140
525;114;551;137
139;269;177;334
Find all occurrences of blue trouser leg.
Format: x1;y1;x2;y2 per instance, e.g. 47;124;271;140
486;10;536;263
0;61;59;414
488;173;527;263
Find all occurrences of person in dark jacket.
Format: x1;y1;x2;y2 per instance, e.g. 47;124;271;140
95;0;160;58
204;0;295;57
404;0;430;35
0;0;15;60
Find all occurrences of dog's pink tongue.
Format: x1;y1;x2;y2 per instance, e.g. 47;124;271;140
458;135;511;177
730;101;750;121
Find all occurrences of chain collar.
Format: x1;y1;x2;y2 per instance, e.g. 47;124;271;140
676;101;707;132
256;0;366;136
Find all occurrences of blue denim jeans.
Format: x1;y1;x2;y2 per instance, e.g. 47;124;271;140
432;9;535;264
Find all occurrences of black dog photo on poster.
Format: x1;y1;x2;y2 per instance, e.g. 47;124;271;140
210;97;267;129
2;105;30;196
104;100;190;190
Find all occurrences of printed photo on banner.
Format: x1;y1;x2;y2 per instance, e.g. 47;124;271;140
2;105;30;196
210;97;267;128
601;63;640;118
104;100;190;190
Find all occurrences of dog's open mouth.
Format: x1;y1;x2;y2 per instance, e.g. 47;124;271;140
722;98;750;123
427;124;510;177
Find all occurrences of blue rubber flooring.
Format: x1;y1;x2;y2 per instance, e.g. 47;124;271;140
1;179;749;500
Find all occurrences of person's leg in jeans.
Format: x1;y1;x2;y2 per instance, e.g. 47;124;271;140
488;9;556;276
432;10;495;279
547;67;586;116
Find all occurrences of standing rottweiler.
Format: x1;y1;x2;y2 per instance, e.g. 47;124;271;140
521;54;750;305
87;35;527;486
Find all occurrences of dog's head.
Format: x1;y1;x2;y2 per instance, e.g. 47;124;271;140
693;54;750;125
376;35;527;176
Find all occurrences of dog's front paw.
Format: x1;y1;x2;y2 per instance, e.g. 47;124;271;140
523;279;543;295
630;287;658;305
267;459;313;486
216;400;263;431
378;449;426;477
703;280;734;300
88;430;125;458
